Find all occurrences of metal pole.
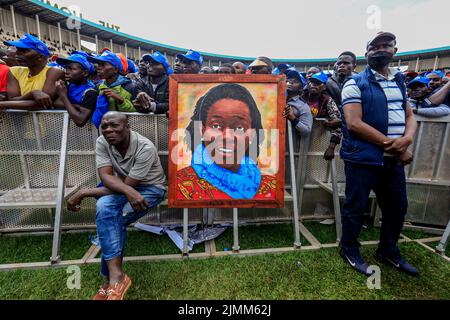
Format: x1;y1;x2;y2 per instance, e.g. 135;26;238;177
125;43;128;57
19;154;30;189
76;28;81;50
110;39;113;51
433;55;439;71
436;219;450;255
330;158;342;242
57;22;62;53
232;208;240;252
183;208;189;256
138;46;141;59
10;5;17;36
297;133;311;219
288;121;301;248
25;17;30;34
415;57;420;72
51;112;70;264
409;121;423;177
32;113;43;150
95;35;98;54
36;14;41;39
433;123;449;179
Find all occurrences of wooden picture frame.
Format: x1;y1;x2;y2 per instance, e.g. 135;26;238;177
168;74;286;208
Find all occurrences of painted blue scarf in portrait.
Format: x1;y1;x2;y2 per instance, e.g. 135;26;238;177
191;144;262;199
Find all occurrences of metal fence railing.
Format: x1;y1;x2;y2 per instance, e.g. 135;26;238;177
0;111;449;262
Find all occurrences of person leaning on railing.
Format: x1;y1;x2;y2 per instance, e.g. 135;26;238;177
86;51;138;128
0;34;64;111
133;51;171;115
283;69;313;137
304;71;343;160
53;53;99;127
407;76;450;118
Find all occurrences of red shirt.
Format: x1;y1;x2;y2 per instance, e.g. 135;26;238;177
0;64;9;93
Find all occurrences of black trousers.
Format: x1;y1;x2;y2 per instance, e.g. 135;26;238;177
341;158;408;258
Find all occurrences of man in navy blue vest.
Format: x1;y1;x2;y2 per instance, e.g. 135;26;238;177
340;32;419;277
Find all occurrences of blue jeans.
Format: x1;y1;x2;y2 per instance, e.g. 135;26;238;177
341;158;408;258
96;185;166;277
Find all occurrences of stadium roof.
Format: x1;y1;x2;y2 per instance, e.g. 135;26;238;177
3;0;450;64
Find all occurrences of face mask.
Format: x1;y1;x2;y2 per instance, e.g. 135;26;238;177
367;51;393;69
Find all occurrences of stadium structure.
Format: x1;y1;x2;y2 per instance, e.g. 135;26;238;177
0;0;449;73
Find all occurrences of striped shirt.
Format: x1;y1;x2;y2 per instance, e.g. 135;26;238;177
342;67;406;139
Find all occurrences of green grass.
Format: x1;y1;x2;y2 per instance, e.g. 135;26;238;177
303;221;381;244
426;241;450;257
0;229;205;265
214;223;309;251
0;232;92;264
0;242;448;300
100;230;206;257
401;229;437;240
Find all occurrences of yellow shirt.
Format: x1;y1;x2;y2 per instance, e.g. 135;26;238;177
10;66;51;96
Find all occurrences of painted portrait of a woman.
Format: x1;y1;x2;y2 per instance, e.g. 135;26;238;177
176;83;277;201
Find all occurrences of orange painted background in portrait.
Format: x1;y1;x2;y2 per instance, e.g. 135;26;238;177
174;82;279;176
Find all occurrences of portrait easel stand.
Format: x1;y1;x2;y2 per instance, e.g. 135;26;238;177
181;121;302;257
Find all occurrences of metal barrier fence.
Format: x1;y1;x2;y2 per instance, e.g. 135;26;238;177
0;111;449;260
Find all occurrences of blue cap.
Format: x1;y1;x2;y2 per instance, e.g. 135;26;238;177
143;51;173;75
176;49;203;65
426;70;444;79
71;50;89;58
286;70;307;87
309;71;329;84
127;59;138;74
407;76;430;88
87;50;123;73
273;63;292;75
56;54;95;74
4;33;50;57
143;51;170;69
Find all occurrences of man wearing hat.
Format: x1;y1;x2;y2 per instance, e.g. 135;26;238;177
248;56;273;74
53;53;98;127
340;32;418;276
173;49;203;74
426;74;450;108
408;76;450;117
0;34;64;111
403;71;418;86
87;51;138;127
426;70;444;93
306;66;322;79
134;51;171;114
304;71;342;161
273;63;293;75
283;69;313;137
